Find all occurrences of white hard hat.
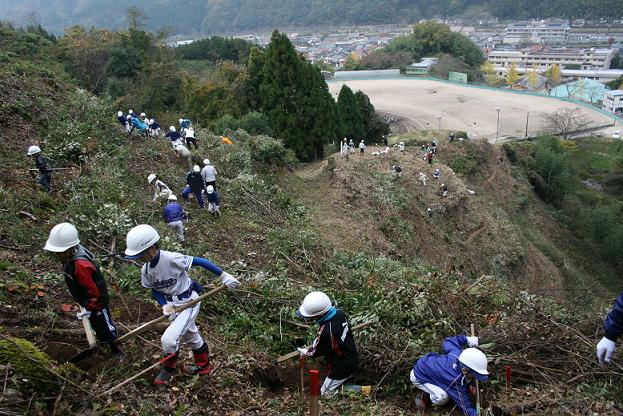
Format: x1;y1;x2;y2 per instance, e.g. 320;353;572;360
193;165;200;173
458;348;489;380
127;115;132;119
149;119;154;124
147;173;156;184
125;224;160;257
206;185;214;194
169;126;176;132
129;109;134;114
44;223;80;252
168;194;177;201
298;291;332;318
117;111;123;117
203;159;210;165
179;118;183;123
27;145;41;155
140;112;146;117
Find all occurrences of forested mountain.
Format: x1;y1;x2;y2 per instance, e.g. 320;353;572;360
1;0;622;35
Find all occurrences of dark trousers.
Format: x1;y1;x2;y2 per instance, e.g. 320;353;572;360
90;306;118;343
38;173;52;192
186;137;198;149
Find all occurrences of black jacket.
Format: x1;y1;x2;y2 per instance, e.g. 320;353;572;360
35;155;52;174
63;245;109;310
186;172;205;194
308;309;359;379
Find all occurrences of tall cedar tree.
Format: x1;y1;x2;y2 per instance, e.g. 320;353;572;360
259;31;338;161
355;90;389;143
337;84;365;141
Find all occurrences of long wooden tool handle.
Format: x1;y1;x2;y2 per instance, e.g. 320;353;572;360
275;321;374;363
471;323;481;416
100;352;176;396
116;284;227;343
82;316;97;347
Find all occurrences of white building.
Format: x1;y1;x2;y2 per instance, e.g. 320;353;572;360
488;48;616;72
504;21;570;45
494;67;623;83
603;90;623;116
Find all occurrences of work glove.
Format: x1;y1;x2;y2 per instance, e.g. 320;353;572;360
220;271;240;289
297;347;309;357
466;336;479;347
162;304;177;321
596;336;616;365
76;308;91;320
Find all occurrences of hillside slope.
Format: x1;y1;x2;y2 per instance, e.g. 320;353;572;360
1;0;622;35
0;28;622;416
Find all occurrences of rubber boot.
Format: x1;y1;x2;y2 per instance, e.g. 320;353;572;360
154;353;177;385
183;343;211;375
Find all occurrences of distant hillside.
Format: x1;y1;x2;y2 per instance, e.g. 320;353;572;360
1;0;623;35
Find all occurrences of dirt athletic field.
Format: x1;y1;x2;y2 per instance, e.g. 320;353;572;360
328;79;615;141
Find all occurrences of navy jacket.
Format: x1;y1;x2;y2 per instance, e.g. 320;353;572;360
165;131;182;142
412;335;477;416
163;201;185;223
186;172;205;194
207;192;220;205
117;115;127;125
605;291;623;341
35;155;52;174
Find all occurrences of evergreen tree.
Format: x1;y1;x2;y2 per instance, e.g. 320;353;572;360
355;90;389;143
337;85;365;141
247;46;265;111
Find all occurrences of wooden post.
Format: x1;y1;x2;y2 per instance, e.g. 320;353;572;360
309;369;319;416
505;365;512;402
471;324;481;416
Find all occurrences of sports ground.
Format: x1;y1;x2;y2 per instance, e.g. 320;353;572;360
328;78;617;141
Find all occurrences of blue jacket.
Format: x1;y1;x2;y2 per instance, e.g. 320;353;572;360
130;117;147;130
207;192;219;205
163;202;185;223
413;335;477;416
180;119;191;129
165;131;182;142
117;115;127;125
150;121;161;130
604;291;623;341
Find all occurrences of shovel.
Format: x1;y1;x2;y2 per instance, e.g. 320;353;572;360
68;311;98;364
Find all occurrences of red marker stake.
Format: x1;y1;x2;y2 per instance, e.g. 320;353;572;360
309;369;320;416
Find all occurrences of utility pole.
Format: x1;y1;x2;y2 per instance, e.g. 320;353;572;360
436;115;442;130
495;108;501;142
524;112;530;139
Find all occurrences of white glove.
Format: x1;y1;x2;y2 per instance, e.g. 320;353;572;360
297;347;309;357
220;271;240;288
162;304;177;320
466;336;479;347
596;336;616;365
76;308;91;319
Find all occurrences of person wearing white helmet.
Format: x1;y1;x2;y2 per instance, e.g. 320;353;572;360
596;290;623;365
201;159;218;190
148;118;161;138
163;194;187;242
409;334;488;415
179;117;191;132
165;126;183;147
43;223;121;358
27;145;53;193
147;173;172;202
117;111;130;133
124;224;240;385
359;140;365;155
182;165;206;208
296;291;359;396
184;126;198;149
206;185;220;217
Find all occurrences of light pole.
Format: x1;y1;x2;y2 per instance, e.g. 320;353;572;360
495;107;501;142
436;115;442;130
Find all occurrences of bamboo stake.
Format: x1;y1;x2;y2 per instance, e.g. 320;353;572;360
100;352;176;396
116;285;227;344
275;321;374;363
299;356;305;397
471;323;481;416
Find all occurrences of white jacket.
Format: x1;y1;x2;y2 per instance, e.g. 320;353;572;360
201;165;217;182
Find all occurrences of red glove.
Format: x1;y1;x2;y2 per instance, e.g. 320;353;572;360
85;298;100;312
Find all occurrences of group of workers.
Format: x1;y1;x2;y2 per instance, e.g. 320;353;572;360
25;111;623;414
340;138;365;157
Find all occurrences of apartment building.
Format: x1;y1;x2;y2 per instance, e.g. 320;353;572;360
504;21;570;45
488;47;616;72
603;90;623;115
